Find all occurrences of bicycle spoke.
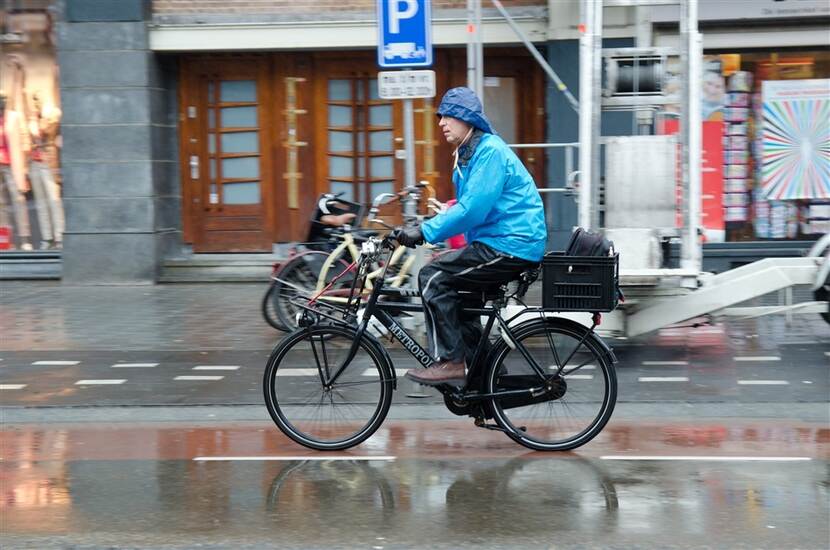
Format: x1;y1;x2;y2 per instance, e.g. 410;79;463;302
561;355;596;377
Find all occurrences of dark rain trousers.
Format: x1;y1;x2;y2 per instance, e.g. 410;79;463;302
418;241;538;366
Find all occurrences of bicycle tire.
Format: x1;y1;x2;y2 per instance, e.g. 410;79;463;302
262;280;289;331
274;252;351;332
485;317;617;451
263;324;395;450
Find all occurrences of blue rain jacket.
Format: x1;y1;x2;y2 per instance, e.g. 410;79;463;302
422;88;547;262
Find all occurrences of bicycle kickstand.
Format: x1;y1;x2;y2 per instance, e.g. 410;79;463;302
473;417;526;433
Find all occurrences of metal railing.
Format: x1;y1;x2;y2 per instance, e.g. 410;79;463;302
508;142;579;194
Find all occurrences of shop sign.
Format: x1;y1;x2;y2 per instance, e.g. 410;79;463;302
761;79;830;200
652;0;830;22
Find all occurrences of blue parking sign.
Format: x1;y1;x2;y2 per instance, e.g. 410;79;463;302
377;0;432;68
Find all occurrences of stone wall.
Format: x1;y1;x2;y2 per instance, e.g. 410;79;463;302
59;0;180;283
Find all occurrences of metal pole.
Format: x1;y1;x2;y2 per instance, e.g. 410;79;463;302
688;29;702;273
475;0;484;101
467;0;477;92
590;0;603;230
490;0;579;112
403;96;417;221
635;4;653;135
578;0;594;230
680;0;702;278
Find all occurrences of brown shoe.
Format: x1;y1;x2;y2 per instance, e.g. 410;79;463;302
405;360;466;386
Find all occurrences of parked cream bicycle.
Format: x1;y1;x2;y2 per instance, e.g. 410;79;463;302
271;184;437;332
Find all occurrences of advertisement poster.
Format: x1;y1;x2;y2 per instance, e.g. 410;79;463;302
761;79;830;200
659;120;726;242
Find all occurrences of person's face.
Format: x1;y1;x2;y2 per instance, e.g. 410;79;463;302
703;73;725;103
438;116;472;145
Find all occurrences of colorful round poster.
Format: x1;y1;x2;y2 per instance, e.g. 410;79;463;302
761;79;830;200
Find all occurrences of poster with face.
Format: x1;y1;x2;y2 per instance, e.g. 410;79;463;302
702;58;726;122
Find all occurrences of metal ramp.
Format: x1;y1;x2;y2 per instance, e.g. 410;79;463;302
626;257;826;337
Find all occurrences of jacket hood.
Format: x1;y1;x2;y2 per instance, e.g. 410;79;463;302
436;87;495;134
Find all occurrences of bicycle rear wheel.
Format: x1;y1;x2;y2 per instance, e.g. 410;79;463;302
486;318;617;451
262;280;288;331
263;325;394;450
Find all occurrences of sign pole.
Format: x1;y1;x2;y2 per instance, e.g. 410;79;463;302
403;103;417;220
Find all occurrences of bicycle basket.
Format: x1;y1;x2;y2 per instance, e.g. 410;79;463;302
542;252;620;312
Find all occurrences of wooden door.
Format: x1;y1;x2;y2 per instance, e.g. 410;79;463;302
312;57;406;223
181;57;273;252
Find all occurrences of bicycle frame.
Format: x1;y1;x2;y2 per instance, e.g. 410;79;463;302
302;246;582;404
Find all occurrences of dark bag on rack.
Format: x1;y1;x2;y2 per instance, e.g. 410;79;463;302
564;227;614;257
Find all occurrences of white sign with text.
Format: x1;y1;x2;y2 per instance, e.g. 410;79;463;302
378;70;436;99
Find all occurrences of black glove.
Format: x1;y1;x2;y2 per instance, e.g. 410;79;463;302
391;225;424;248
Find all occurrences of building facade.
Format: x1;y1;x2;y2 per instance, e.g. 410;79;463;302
1;0;827;282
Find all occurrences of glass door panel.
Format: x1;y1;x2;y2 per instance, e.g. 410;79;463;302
325;77;397;206
207;78;261;208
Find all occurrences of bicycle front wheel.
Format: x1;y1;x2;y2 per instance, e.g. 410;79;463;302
486;318;617;451
263;325;394;450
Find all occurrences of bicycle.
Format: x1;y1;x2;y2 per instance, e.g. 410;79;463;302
263;184;436;332
263;233;620;452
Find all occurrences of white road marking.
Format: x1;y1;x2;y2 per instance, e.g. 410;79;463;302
601;455;811;462
566;374;594;380
361;368;409;377
638;377;689;382
174;375;224;381
0;384;26;390
737;380;789;385
193;456;396;462
733;356;781;362
32;360;80;366
642;360;688;366
193;366;240;371
824;351;829;357
111;363;159;368
802;381;813;384
551;364;596;370
276;369;322;377
75;379;126;385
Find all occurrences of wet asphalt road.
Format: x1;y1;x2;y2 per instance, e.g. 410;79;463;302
1;282;828;548
1;418;828;549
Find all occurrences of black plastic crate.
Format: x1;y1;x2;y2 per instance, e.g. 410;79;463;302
542;252;619;312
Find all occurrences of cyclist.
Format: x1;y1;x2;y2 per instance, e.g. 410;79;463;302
392;87;547;385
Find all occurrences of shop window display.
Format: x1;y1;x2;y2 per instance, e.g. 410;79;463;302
715;51;829;242
0;4;63;252
659;51;829;243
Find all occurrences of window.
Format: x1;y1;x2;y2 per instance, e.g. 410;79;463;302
326;78;396;203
